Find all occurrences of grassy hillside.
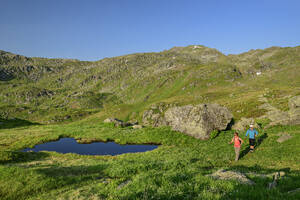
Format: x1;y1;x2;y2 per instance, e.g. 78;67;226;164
1;45;300;123
0;45;300;199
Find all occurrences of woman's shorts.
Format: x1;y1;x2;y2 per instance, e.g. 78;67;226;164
249;138;255;146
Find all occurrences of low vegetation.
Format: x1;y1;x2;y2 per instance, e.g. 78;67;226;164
1;45;300;199
0;118;299;199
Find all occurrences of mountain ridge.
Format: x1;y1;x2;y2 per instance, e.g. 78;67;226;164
2;44;300;62
0;45;299;124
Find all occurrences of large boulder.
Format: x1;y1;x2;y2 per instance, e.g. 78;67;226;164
164;104;232;139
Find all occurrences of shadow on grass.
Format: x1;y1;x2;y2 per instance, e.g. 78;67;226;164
36;164;108;180
0;151;49;164
0;118;40;129
239;132;268;159
0;162;109;200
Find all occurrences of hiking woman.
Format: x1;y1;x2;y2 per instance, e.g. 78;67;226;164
229;132;244;161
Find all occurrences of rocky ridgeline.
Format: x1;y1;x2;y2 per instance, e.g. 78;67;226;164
143;103;232;140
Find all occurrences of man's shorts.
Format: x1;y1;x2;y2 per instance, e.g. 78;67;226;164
249;138;255;146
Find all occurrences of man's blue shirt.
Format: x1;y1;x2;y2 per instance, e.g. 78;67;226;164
246;129;258;139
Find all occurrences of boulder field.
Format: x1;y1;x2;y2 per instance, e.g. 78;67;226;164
106;95;300;140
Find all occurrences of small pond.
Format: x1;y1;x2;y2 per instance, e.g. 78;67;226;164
22;138;158;156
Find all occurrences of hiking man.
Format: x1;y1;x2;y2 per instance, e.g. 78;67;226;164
246;124;258;152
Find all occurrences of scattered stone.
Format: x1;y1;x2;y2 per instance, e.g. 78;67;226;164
99;178;112;184
279;171;286;177
289;96;300;109
117;180;132;190
259;95;300;127
287;188;300;194
103;118;132;128
132;125;143;129
288;101;300;125
64;115;71;120
128;120;138;125
232;117;258;132
245;172;272;178
103;118;116;123
276;132;293;143
207;169;254;185
268;171;286;189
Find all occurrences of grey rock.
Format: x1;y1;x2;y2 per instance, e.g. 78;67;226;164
207;169;254;185
164;104;232;140
268;171;286;189
289;96;300;109
287;96;300;125
128;120;138;125
276;132;292;143
142;103;177;127
103;118;116;123
103;118;131;127
132;125;143;129
287;188;300;194
268;179;277;189
232;117;258;132
259;95;300;126
117;180;132;190
0;68;14;81
245;172;273;178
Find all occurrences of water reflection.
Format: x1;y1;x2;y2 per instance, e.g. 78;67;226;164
22;138;158;155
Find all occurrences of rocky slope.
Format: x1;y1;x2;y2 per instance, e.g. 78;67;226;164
0;45;299;126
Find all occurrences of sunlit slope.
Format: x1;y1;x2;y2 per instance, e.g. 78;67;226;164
0;45;299;123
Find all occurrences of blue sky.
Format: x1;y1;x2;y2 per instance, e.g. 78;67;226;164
0;0;299;60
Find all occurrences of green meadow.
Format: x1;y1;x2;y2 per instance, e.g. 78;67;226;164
1;45;300;199
0;117;299;199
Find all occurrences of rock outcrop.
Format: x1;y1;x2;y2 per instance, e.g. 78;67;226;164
103;118;132;128
259;95;300;126
104;118;142;129
232;117;258;132
288;96;300;125
276;132;293;143
0;68;14;81
142;103;178;127
207;169;255;185
143;103;232;140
